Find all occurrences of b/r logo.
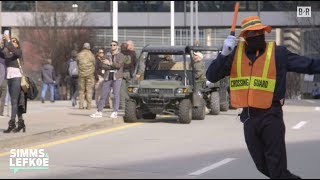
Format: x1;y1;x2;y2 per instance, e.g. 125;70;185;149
297;6;311;17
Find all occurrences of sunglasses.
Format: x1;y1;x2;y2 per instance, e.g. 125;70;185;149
110;44;117;46
244;30;264;38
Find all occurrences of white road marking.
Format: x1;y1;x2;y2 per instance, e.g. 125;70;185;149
189;158;236;176
305;100;316;104
315;107;320;111
292;121;307;130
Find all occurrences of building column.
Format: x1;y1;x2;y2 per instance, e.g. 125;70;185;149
112;1;118;41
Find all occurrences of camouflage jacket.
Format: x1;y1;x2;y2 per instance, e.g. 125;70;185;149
194;61;205;82
76;49;96;77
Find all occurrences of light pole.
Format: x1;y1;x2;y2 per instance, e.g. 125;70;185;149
170;1;175;46
112;1;118;42
195;1;199;45
190;1;194;46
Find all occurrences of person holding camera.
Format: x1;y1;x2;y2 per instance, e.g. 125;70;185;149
0;31;26;133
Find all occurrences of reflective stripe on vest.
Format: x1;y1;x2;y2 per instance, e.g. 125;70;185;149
229;41;276;109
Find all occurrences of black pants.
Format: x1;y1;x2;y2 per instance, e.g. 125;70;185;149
70;76;78;101
7;77;23;121
240;105;300;179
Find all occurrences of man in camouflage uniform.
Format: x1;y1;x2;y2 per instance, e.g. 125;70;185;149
192;51;206;90
76;43;96;110
120;41;136;109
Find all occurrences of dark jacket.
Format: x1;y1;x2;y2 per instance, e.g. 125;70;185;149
1;41;23;68
121;49;137;76
206;43;320;102
41;64;56;84
103;50;124;80
95;56;106;80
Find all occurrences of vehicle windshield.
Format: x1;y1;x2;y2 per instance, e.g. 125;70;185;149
139;52;192;85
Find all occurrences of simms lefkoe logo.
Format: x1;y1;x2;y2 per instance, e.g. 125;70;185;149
9;149;49;173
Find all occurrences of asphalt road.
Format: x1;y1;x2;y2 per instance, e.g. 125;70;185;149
1;100;320;179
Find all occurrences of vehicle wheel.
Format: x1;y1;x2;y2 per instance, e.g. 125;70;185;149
178;99;192;124
192;99;206;120
124;100;138;123
142;112;157;119
220;92;230;112
210;91;220;115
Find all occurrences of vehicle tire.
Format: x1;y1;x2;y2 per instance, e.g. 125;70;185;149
124;100;138;123
210;91;220;115
192;99;206;120
178;99;192;124
142;112;157;119
220;92;230;112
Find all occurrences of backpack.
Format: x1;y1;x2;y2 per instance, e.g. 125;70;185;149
68;59;78;77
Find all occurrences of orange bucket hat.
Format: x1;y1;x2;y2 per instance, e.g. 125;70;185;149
239;16;272;37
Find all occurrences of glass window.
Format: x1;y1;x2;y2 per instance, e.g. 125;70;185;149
2;1;35;12
119;1;171;12
36;1;110;12
174;1;185;12
198;1;223;12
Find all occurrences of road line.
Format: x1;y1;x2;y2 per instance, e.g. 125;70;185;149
189;158;236;176
0;123;143;157
292;121;307;130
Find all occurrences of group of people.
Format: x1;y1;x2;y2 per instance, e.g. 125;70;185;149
61;40;137;119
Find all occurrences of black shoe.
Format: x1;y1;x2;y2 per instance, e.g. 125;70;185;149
3;120;16;133
13;119;26;133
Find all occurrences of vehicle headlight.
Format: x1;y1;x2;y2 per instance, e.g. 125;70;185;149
176;88;188;94
176;88;183;94
132;87;139;93
128;87;139;93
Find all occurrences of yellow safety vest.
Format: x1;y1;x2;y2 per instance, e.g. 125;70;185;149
229;41;276;109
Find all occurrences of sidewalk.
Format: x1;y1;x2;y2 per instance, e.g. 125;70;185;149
0;100;124;151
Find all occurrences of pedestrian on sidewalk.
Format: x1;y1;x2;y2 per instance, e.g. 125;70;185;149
120;41;137;109
65;50;79;106
40;58;56;103
1;34;27;133
94;48;111;108
90;40;124;118
206;16;320;179
77;43;95;110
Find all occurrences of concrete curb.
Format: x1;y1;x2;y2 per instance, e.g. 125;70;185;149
0;118;124;152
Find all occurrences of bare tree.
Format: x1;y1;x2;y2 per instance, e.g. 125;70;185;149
16;1;92;99
18;1;91;77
